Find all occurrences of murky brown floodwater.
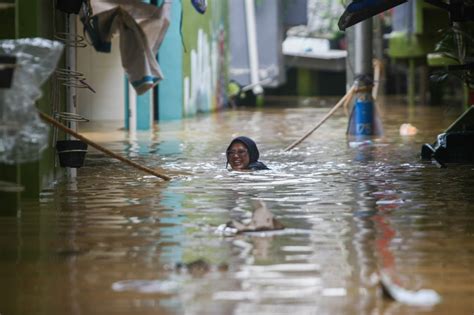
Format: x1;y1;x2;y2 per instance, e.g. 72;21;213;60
1;98;474;315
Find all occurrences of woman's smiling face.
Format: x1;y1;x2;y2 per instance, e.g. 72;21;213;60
227;142;250;170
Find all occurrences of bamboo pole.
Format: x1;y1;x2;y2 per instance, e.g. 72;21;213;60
343;86;355;117
372;58;385;117
372;58;383;101
39;112;172;181
284;85;356;152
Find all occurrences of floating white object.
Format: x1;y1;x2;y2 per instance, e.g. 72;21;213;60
322;288;347;297
215;223;238;236
112;279;179;294
380;273;442;307
400;123;418;136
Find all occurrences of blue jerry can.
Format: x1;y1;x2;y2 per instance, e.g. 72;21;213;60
353;97;374;136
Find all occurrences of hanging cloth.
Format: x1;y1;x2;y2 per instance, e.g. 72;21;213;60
81;0;171;95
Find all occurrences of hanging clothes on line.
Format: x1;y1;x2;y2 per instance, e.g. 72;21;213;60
80;0;171;95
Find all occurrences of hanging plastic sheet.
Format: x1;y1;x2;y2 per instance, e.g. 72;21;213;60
0;38;64;164
338;0;407;31
80;0;171;95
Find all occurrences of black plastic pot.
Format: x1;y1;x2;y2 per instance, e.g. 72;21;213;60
56;140;88;168
56;0;84;14
0;55;16;89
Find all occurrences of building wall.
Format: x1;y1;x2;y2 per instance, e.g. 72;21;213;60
76;0;229;123
77;36;125;122
228;0;285;89
181;0;229;117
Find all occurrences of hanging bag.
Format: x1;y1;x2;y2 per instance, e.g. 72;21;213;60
191;0;207;14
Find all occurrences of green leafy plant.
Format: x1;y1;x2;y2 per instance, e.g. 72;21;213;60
431;22;474;89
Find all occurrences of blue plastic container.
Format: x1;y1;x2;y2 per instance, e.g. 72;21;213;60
353;98;374;136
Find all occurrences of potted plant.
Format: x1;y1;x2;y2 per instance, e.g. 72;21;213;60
430;21;474;106
56;140;88;168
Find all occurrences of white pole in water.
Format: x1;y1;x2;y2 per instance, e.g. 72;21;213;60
66;14;77;179
354;18;373;77
128;82;137;139
349;18;379;136
244;0;263;95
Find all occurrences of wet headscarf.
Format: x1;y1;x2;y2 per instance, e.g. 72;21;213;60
226;136;269;170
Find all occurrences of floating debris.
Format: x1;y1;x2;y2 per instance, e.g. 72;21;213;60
322;287;347;297
349;140;373;148
221;200;285;234
400;123;418;136
215;223;238;236
175;258;229;277
111;279;179;294
378;273;442;307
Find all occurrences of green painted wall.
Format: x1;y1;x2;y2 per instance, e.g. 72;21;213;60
181;0;229;115
182;1;215;82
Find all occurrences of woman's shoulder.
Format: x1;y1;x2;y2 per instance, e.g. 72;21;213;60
248;161;269;170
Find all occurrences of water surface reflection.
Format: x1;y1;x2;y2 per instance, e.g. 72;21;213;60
1;102;473;314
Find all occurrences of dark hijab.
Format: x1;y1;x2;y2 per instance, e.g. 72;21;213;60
226;136;269;170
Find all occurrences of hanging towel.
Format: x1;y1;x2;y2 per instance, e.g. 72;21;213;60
81;0;171;95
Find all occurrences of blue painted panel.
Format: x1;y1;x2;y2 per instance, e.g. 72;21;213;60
137;92;151;130
158;0;183;121
124;77;130;130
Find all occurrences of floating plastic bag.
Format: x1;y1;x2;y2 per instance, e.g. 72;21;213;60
0;38;63;164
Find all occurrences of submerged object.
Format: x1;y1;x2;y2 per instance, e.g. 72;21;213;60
217;200;285;235
230;200;284;233
352;98;375;136
338;0;407;31
347;75;383;136
421;105;474;167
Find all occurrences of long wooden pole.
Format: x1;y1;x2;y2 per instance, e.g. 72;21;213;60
284;85;356;152
39;112;172;181
372;58;382;101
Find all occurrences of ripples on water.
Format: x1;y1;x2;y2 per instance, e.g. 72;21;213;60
1;103;474;315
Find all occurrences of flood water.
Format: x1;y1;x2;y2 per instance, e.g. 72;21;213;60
1;99;474;315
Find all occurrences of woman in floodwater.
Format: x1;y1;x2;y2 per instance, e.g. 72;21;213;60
226;136;269;171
